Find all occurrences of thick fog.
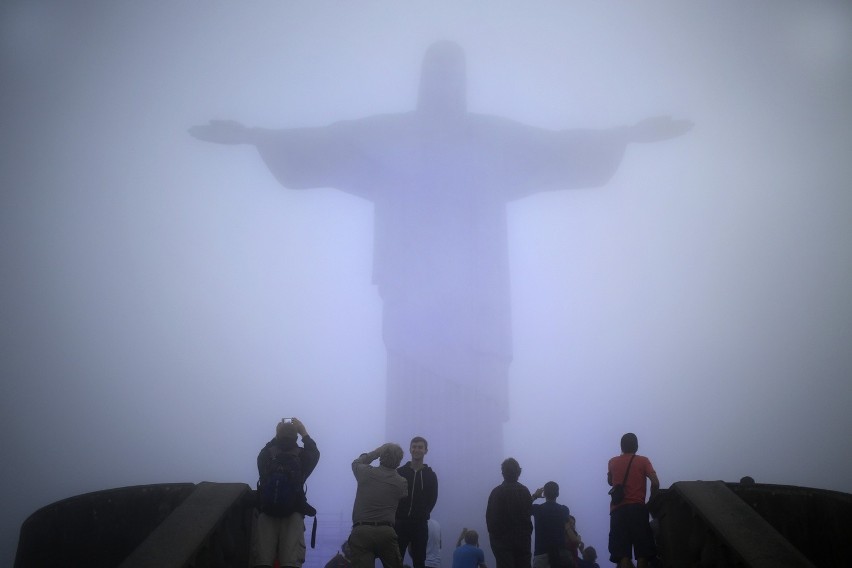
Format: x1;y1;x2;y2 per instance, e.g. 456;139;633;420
2;2;852;566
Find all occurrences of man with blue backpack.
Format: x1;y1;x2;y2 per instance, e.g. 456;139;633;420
255;417;320;568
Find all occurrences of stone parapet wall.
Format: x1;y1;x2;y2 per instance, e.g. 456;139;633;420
15;483;196;568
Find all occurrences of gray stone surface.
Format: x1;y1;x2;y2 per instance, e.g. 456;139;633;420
665;481;815;568
15;483;196;568
118;482;251;568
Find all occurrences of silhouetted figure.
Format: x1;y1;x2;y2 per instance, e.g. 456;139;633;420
576;546;600;568
190;40;691;538
486;458;533;568
606;433;659;568
530;481;574;568
565;516;582;567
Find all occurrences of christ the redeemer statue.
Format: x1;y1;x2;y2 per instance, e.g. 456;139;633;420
190;40;690;525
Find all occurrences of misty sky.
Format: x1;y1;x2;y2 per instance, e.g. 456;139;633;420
2;2;852;565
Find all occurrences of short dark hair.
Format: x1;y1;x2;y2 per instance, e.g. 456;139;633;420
410;436;428;450
464;530;479;545
501;458;521;482
621;433;639;454
543;481;559;499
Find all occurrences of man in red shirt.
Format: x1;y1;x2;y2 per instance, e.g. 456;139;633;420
606;433;659;568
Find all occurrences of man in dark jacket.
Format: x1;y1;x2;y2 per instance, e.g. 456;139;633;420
395;436;439;568
255;418;320;568
486;458;532;568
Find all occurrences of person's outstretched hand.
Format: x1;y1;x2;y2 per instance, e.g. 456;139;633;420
630;115;693;143
188;119;249;144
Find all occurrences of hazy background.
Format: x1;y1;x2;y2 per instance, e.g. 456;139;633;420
2;1;851;565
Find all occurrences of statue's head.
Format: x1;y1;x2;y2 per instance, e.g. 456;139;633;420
418;40;466;117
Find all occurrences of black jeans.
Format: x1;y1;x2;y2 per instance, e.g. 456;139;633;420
395;519;428;568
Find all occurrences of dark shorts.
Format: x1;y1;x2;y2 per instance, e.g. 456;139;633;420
608;503;656;563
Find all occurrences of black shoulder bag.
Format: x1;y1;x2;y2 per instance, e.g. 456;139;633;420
608;454;636;506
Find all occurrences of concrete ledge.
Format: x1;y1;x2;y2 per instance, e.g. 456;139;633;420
729;482;852;567
119;482;251;568
672;481;814;568
15;483;197;568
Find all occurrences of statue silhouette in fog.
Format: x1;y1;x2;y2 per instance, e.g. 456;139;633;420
189;40;690;511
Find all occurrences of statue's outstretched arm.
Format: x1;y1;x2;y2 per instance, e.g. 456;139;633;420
190;119;367;194
622;115;693;144
499;114;693;199
188;120;280;145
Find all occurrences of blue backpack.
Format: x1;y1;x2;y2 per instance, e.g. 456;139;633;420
259;446;305;517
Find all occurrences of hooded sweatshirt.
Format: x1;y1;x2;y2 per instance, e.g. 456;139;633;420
396;461;438;521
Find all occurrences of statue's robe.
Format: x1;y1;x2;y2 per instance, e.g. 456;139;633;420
254;111;626;457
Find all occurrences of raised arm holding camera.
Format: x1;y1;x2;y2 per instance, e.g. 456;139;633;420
254;418;320;568
348;443;409;568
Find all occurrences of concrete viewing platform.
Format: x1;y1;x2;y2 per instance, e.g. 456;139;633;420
15;480;851;568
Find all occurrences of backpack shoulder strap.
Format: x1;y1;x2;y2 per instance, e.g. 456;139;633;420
621;454;637;485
